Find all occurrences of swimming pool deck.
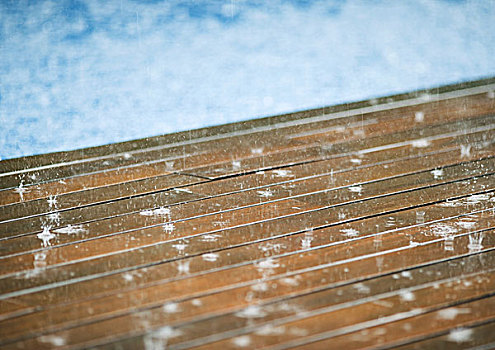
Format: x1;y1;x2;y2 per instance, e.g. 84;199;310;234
0;77;495;349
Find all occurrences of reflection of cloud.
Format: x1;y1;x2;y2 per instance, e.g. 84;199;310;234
1;0;494;159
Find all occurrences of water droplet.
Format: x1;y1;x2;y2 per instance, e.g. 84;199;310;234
14;181;29;201
415;211;425;224
202;253;219;262
341;228;360;238
163;223;175;233
163;302;180;313
37;226;56;247
257;189;274;198
399;290;416;302
460;144;471;158
447;328;473;343
414;111;424;122
232;335;251;347
412;139;431;148
235;305;267;318
430;169;443;179
348;185;362;195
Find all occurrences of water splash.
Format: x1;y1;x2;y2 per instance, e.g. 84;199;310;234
47;195;58;209
175;188;193;194
257;189;274;198
39;335;66;346
259;242;284;255
163;223;175;233
341;228;359;238
412;139;430;148
255;325;286;336
251;282;269;292
353;283;370;294
460;144;471;158
440;193;493;207
255;258;280;269
437;307;471;320
414;111;424;122
176;260;190;274
191;299;202;306
431;222;458;251
415;211;425;224
447;328;473;343
467;232;484;253
14;181;29;201
232;335;251;347
140;207;171;217
301;231;313;249
202;253;219;262
385;216;396;228
232;160;241;170
348;185;363;195
399;290;416;302
202;234;221;242
280;276;300;286
37;226;56;247
273;169;292;177
235;305;267;318
430;169;443;179
163;302;180;313
122;272;134;282
172;243;187;254
144;326;182;350
32;251;47;274
47;212;61;225
54;224;87;235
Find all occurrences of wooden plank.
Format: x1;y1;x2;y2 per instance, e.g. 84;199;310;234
2;77;494;176
285;298;495;350
1;161;493;285
186;113;494;179
2;150;493;258
0;194;492;320
0;78;494;350
183;273;495;350
0;86;493;192
5;231;494;349
393;320;495;350
1;126;492;239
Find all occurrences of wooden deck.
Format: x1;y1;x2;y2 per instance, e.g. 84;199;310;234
1;77;495;349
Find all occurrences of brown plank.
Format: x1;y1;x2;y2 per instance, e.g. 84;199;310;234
186;113;494;178
393;320;495;350
185;272;495;350
0;192;492;321
5;228;494;349
1;78;494;350
287;297;495;350
1;148;492;259
1;77;493;174
0;171;493;302
0;88;492;193
1;157;493;279
0;173;205;224
2;126;492;240
1;208;493;342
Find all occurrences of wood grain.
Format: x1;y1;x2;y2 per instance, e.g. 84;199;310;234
0;78;494;349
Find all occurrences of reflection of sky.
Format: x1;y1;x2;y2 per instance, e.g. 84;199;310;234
0;0;494;160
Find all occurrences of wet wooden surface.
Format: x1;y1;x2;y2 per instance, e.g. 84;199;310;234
0;78;494;349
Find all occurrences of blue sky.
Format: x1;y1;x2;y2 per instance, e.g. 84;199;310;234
1;0;494;160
